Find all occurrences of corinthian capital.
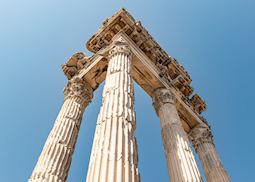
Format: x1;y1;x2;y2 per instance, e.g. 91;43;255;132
109;39;132;58
64;77;93;106
189;123;214;152
152;88;176;114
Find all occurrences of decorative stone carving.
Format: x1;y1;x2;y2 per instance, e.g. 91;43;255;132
85;8;206;117
189;124;231;182
189;123;214;151
155;61;171;81
29;77;93;182
109;39;132;58
64;77;93;107
190;94;206;114
152;88;176;115
62;52;90;79
28;9;231;182
152;88;202;182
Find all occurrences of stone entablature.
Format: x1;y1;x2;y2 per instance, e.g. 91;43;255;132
29;9;230;182
62;52;90;79
85;8;206;118
58;8;207;127
66;33;205;132
190;94;207;114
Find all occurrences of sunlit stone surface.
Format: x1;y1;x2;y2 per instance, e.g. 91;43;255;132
189;124;231;182
29;78;93;182
153;88;202;182
86;40;139;182
29;8;230;182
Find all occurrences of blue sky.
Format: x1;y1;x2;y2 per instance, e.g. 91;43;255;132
0;0;255;181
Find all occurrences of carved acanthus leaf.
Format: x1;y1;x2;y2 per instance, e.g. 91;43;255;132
109;39;132;58
64;77;93;106
152;88;176;115
189;123;214;152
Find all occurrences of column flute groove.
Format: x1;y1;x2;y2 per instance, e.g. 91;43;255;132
29;77;93;182
86;39;140;182
152;88;202;182
189;124;231;182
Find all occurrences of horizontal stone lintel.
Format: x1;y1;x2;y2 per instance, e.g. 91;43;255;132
76;32;206;133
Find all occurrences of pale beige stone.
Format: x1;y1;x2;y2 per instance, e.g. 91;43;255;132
189;124;231;182
153;88;202;182
86;8;207;126
86;39;139;182
29;77;93;182
29;9;230;182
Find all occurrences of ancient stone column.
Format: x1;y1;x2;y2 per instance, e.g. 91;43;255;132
189;124;231;182
86;40;140;182
29;77;93;182
153;88;202;182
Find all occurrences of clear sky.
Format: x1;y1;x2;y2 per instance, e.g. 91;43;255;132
0;0;254;181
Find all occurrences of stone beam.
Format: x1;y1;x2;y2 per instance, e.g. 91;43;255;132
79;8;207;131
75;32;205;132
85;8;203;106
113;32;205;131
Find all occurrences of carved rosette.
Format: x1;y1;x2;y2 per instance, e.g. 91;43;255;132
109;39;132;58
189;124;214;152
64;77;93;107
152;88;176;115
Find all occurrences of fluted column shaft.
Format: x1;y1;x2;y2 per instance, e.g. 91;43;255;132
189;124;231;182
86;40;140;182
153;88;202;182
29;77;93;182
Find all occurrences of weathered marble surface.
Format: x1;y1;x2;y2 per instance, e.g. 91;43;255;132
86;40;140;182
189;124;231;182
29;9;230;182
29;78;93;182
153;88;202;182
